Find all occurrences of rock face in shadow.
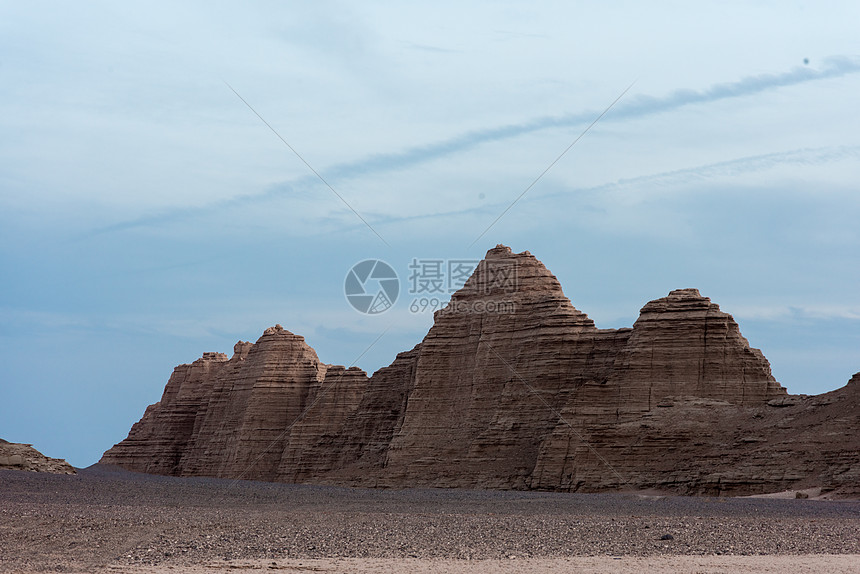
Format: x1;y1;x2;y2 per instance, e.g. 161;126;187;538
101;245;859;497
0;439;75;474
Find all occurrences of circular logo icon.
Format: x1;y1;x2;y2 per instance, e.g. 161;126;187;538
344;259;399;314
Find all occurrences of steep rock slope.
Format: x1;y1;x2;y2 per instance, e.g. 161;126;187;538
380;246;620;488
100;351;230;475
103;326;369;482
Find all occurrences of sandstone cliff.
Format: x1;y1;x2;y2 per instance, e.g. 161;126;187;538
101;245;859;497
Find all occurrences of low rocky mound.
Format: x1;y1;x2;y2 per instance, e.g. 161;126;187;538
101;245;859;497
0;439;75;474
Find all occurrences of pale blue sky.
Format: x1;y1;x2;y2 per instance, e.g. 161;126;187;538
1;1;859;467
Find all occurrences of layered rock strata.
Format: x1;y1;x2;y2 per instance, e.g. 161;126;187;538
102;245;859;496
104;326;369;482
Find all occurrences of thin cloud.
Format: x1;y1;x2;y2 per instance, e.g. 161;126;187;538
96;144;860;242
550;144;860;198
731;304;860;322
360;144;860;233
85;56;860;237
321;56;860;181
611;55;860;121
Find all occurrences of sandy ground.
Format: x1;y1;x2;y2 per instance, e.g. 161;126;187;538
16;556;859;573
2;466;859;573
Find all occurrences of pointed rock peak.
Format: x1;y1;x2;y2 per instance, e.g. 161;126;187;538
263;324;291;335
254;325;319;363
486;244;513;257
849;372;860;386
484;244;535;260
667;288;703;299
260;324;307;342
325;364;369;376
195;352;229;365
455;244;563;301
639;288;719;314
232;341;253;360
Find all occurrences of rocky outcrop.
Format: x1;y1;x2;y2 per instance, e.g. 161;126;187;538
313;344;421;486
530;286;788;492
527;373;860;497
378;246;612;489
0;439;75;474
100;351;231;475
603;287;784;406
103;325;370;483
101;245;859;497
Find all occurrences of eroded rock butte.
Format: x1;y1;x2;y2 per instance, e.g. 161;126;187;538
101;245;859;496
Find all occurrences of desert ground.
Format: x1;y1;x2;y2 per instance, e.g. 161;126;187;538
2;466;859;574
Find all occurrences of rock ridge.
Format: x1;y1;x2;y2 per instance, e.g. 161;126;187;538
101;245;859;497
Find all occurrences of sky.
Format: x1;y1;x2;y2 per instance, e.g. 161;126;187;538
1;1;859;468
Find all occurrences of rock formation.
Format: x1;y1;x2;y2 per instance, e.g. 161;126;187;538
102;326;369;483
0;439;75;474
101;245;860;497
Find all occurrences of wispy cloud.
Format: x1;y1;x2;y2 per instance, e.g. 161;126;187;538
98;142;860;243
611;55;860;120
731;304;860;322
86;56;860;237
362;144;860;232
311;56;860;182
548;144;860;199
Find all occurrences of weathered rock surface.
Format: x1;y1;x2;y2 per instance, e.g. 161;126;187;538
101;245;859;497
104;325;370;483
0;439;75;474
529;373;860;497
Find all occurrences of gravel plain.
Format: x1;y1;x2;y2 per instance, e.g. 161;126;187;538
1;465;859;573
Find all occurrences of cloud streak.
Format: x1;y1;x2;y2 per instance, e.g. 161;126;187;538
554;144;860;198
610;56;860;122
86;56;860;237
731;304;860;322
359;144;860;233
327;56;860;181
